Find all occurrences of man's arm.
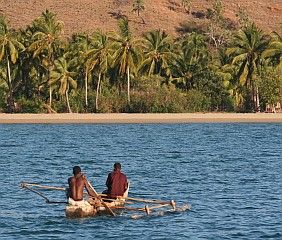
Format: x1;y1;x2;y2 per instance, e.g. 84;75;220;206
123;175;128;191
84;179;100;199
106;173;111;189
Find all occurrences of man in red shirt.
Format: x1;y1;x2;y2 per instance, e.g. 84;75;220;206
103;163;128;199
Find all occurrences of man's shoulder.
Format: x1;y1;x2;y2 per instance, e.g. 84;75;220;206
68;177;76;185
77;176;86;182
111;171;127;178
116;170;126;175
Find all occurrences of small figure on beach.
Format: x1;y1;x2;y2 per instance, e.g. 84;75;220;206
67;166;99;206
103;162;128;199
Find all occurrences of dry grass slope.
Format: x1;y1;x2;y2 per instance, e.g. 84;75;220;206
0;0;281;38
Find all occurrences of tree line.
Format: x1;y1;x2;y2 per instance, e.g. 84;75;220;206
0;8;281;113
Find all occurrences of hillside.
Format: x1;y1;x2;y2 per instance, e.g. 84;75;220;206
0;0;281;38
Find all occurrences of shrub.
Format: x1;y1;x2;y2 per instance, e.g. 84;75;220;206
186;89;211;112
14;96;42;113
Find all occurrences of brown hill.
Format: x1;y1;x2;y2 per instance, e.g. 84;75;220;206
0;0;281;38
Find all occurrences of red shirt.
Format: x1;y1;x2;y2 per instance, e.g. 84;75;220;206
106;170;127;198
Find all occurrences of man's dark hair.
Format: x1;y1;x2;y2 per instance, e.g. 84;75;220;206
73;166;81;175
114;162;121;170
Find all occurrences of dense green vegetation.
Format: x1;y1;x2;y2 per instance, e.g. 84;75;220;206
0;7;281;113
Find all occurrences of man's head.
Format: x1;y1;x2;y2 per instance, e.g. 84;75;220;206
114;162;121;171
73;166;81;175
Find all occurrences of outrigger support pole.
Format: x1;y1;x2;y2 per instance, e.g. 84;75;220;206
20;183;67;204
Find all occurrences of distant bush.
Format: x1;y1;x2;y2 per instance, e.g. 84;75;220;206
176;21;206;34
186;89;211;112
14;96;42;113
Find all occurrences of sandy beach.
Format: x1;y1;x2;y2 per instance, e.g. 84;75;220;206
0;113;282;124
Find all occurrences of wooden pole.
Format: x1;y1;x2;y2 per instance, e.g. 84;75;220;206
20;183;174;207
20;183;66;191
122;196;171;205
87;180;116;217
101;198;134;204
110;206;146;212
149;203;170;210
111;203;171;212
20;183;89;195
21;184;68;204
21;184;50;202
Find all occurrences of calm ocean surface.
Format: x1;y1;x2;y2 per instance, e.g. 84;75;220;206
0;123;281;239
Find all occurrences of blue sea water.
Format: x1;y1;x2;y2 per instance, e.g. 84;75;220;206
0;123;281;239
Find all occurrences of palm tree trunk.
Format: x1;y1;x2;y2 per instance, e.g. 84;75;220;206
245;71;253;112
251;78;257;112
95;72;102;112
49;86;52;107
85;70;88;110
127;65;130;103
37;66;41;96
255;86;260;112
6;54;13;112
66;88;72;113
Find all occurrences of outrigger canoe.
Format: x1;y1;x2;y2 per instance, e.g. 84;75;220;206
65;182;130;218
20;182;191;219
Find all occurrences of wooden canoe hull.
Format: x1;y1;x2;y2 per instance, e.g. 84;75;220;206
66;205;97;218
65;200;125;218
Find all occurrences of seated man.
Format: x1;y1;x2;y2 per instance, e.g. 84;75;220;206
68;166;99;206
103;163;128;199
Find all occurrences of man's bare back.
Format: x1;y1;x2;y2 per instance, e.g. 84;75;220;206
68;176;87;200
68;166;98;201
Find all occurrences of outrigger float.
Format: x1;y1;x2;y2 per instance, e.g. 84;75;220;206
20;182;191;219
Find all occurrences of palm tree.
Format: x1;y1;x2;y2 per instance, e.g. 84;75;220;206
262;32;282;67
226;23;270;111
133;0;145;16
28;10;64;108
141;30;173;78
87;30;112;112
68;33;93;110
0;15;25;112
132;0;145;24
16;28;38;100
109;16;142;104
217;47;245;110
171;33;210;90
0;62;8;105
49;56;77;113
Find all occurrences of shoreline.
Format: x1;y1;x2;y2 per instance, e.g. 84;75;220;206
0;113;282;124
